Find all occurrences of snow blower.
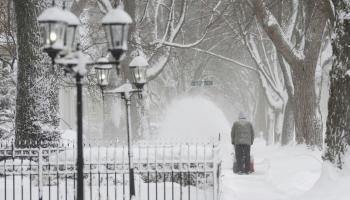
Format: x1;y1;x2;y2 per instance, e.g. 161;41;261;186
233;153;254;174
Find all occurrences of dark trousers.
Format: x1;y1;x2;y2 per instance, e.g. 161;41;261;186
235;144;251;173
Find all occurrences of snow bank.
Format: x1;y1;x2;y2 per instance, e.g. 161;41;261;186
157;96;231;143
222;138;350;200
296;154;350;200
261;143;322;196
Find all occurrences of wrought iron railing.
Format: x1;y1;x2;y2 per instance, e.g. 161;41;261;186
0;140;222;200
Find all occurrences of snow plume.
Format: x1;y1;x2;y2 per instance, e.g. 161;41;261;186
157;96;231;143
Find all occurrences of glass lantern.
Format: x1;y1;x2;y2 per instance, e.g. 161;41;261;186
101;6;132;61
38;7;69;62
129;55;148;89
95;58;113;88
63;10;80;52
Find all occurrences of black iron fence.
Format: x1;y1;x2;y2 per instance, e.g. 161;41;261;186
0;140;222;200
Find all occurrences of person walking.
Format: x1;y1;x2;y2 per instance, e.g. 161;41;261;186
231;112;255;174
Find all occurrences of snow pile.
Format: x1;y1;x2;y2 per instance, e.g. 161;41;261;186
158;96;231;142
296;154;350;200
262;145;322;196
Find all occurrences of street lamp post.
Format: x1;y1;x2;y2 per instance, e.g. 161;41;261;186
95;54;149;199
75;72;84;200
37;2;132;200
106;81;140;198
55;50;92;200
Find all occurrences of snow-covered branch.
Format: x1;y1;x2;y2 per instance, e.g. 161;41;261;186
251;0;304;66
277;53;294;97
158;0;219;48
146;0;222;82
169;0;187;41
256;20;277;86
245;34;284;103
191;47;257;72
285;0;299;39
146;47;171;81
161;29;208;48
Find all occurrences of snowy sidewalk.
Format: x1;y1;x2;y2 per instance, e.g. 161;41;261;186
221;162;285;200
220;139;322;200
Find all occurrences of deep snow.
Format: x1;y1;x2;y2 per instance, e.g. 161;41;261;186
158;96;350;200
221;139;322;200
221;138;350;200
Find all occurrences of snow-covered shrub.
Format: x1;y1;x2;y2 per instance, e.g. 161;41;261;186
0;63;16;139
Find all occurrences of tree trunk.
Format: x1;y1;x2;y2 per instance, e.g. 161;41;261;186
292;63;317;145
314;105;323;149
277;52;295;145
254;83;268;138
323;0;350;168
266;107;275;145
291;1;328;146
281;98;295;145
14;0;60;145
274;110;283;143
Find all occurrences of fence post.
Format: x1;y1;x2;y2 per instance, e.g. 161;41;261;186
38;147;43;200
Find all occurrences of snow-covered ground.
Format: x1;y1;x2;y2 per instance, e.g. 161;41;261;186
159;96;350;200
221;138;350;200
221;139;321;200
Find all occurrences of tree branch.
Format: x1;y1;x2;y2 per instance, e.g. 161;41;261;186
191;47;257;72
245;34;284;102
285;0;299;39
250;0;304;66
146;47;171;81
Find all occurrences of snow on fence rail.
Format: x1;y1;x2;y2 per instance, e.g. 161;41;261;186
0;140;222;200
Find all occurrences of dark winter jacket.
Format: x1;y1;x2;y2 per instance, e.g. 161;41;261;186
231;120;255;145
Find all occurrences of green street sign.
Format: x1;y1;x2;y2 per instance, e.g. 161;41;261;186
191;80;213;86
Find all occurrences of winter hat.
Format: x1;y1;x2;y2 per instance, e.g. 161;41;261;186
239;112;247;119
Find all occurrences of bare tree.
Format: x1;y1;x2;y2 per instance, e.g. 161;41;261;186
248;0;330;146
